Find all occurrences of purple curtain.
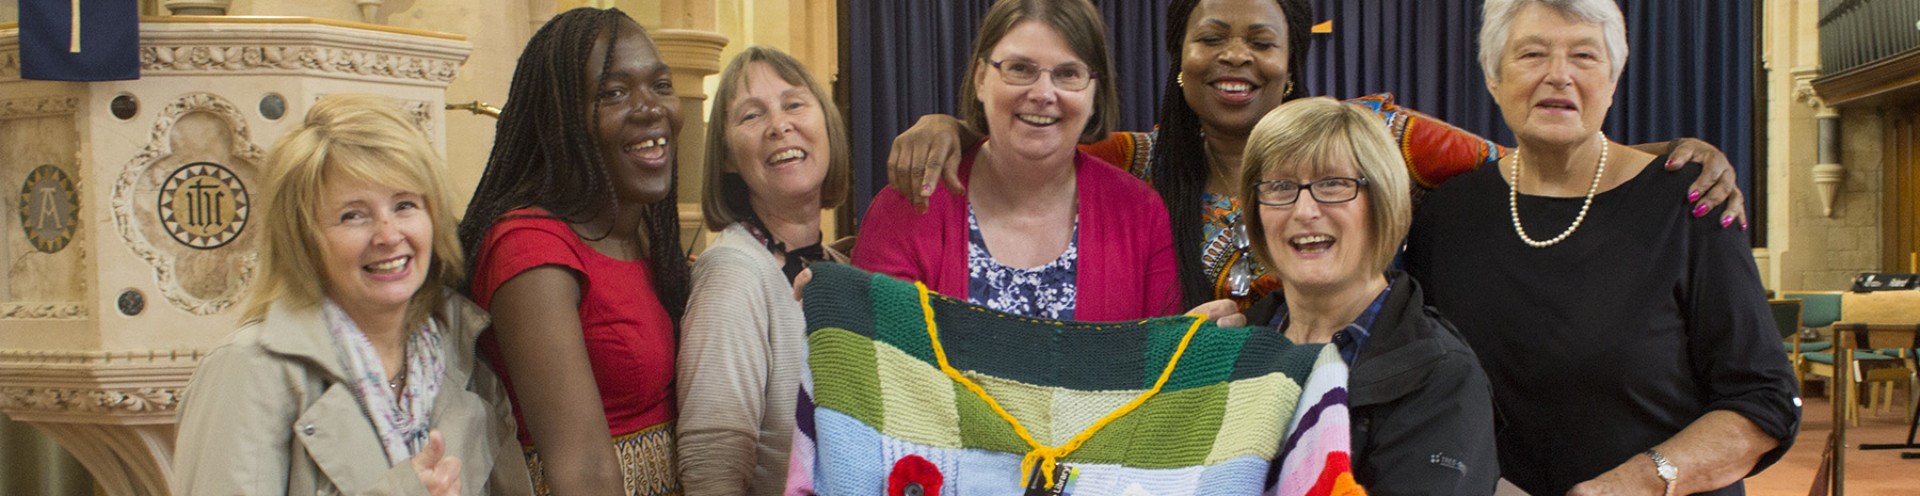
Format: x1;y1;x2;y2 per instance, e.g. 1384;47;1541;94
1305;0;1757;218
848;1;1756;220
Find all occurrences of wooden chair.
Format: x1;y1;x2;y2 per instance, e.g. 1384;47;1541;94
1786;292;1894;425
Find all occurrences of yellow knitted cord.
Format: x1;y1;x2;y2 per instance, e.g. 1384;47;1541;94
914;282;1206;489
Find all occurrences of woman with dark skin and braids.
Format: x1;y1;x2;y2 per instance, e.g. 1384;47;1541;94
887;0;1750;307
457;7;688;496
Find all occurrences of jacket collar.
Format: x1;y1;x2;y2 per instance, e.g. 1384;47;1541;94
257;294;491;389
1244;271;1450;406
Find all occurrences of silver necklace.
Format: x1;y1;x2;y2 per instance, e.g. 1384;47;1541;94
1509;131;1607;248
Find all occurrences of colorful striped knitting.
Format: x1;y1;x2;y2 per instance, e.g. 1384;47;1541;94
786;263;1363;496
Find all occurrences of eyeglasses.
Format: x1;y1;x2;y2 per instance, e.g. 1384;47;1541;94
1254;177;1370;206
986;58;1094;91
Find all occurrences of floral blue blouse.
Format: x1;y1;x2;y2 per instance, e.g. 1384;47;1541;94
966;207;1078;320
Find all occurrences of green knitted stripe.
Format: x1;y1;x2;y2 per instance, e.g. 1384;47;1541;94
1160;325;1251;390
801;263;875;338
1206;372;1299;464
873;341;963;448
857;271;1274;392
1065;381;1231;467
1233;333;1327;384
806;327;884;428
868;272;936;363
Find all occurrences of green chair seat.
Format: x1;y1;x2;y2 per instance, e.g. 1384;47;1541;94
1802;350;1899;365
1794;340;1833;352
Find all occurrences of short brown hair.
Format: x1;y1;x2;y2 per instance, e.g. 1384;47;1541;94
1242;97;1412;277
958;0;1118;144
702;46;851;231
246;94;463;329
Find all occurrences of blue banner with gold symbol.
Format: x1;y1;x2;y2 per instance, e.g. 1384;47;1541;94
20;0;140;81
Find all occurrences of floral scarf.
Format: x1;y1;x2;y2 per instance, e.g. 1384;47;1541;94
321;300;445;465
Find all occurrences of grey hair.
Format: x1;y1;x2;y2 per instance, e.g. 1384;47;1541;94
1477;0;1628;83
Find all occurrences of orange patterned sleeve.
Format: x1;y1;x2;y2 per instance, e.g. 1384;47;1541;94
1344;94;1509;194
1079;131;1156;180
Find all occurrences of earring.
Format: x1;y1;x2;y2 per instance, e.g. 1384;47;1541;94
1283;81;1294;97
1176;73;1185;88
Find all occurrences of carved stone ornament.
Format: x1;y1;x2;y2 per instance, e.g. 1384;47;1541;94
0;96;80;119
0;303;87;319
0;386;182;414
139;44;461;83
111;93;263;316
0;50;18;80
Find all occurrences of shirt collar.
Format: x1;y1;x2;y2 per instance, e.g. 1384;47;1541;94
1266;280;1394;364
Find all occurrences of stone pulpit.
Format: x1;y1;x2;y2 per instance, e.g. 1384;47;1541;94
0;16;470;495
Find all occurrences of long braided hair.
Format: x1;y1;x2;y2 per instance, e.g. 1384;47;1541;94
457;7;689;323
1150;0;1313;306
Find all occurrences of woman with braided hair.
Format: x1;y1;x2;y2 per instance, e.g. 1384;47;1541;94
458;7;687;496
887;0;1751;308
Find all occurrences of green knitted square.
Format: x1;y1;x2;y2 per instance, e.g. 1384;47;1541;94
807;328;884;428
1162;325;1251;391
968;372;1055;446
1119;382;1230;468
874;342;963;448
954;380;1031;454
1207;372;1298;464
869;274;936;364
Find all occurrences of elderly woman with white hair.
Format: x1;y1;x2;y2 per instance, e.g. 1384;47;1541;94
1405;1;1798;495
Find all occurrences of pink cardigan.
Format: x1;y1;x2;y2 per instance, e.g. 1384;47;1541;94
853;147;1183;321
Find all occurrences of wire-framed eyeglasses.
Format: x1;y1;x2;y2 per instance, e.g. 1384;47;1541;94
1254;177;1370;206
986;58;1094;91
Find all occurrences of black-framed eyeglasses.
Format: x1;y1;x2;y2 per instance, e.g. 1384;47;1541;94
986;58;1094;91
1254;177;1370;206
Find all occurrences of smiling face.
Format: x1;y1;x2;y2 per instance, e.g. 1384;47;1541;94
975;21;1096;164
1486;2;1617;148
1181;0;1291;138
1257;153;1374;292
725;61;831;210
318;175;433;325
586;20;684;206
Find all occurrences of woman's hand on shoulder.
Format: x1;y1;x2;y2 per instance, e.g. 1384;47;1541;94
887;114;975;208
410;431;462;496
1652;137;1747;230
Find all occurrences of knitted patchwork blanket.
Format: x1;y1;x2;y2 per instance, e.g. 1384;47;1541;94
786;263;1361;496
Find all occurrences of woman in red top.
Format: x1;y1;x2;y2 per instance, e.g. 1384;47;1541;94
457;7;688;496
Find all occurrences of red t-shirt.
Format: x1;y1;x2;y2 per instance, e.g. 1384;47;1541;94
472;210;677;444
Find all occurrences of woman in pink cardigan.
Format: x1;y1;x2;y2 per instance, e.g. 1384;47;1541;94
853;0;1181;321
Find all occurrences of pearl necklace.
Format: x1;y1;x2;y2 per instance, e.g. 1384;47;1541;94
1509;131;1607;248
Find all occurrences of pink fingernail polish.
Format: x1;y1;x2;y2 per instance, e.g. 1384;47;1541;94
1721;216;1734;228
1741;220;1749;231
922;185;933;195
1687;190;1702;202
1693;204;1709;217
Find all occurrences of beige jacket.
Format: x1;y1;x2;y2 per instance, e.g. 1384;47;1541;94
676;224;850;496
172;295;532;496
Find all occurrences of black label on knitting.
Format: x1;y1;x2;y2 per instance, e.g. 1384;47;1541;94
1023;462;1079;496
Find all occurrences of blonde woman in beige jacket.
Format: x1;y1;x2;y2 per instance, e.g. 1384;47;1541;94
172;94;530;496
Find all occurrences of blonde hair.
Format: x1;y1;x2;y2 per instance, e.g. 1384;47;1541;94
1242;97;1412;277
245;94;463;329
702;45;851;231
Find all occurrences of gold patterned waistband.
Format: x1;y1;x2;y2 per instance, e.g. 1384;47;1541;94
524;421;680;496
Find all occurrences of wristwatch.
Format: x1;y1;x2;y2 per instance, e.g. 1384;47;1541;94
1645;449;1678;496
